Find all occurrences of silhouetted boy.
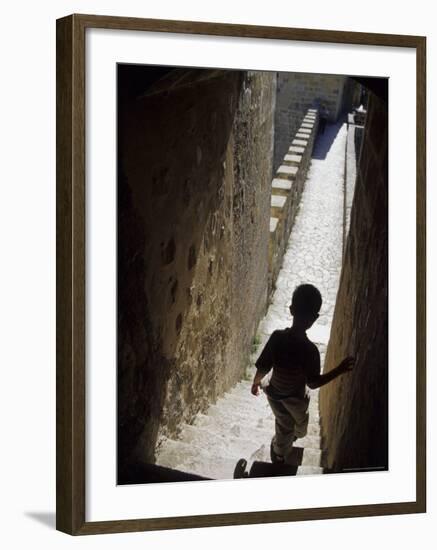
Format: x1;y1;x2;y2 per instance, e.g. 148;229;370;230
251;284;354;464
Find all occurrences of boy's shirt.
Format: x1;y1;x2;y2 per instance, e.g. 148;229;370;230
255;327;320;399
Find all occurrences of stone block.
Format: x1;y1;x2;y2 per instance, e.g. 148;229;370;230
271;195;287;208
298;127;312;134
272;178;293;191
297;465;324;475
289;146;305;154
301;123;314;129
277;164;298;177
292;139;308;147
269;217;279;232
284;154;302;164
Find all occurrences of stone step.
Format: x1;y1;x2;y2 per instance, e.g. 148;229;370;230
215;384;320;410
271;197;287;218
301;122;314;129
284;153;302;164
233;378;320;396
277;164;298;178
225;391;321;420
289;145;305;154
219;392;274;414
213;393;272;413
206;402;271;427
270;217;279;233
271;194;287;208
203;408;320;443
296;434;322;449
272;178;293;191
297;465;324;476
179;424;271;460
194;413;323;451
292;139;308;147
156;438;238;479
297;127;312;135
158;437;324;479
231;381;320;406
157;430;323;479
300;447;322;467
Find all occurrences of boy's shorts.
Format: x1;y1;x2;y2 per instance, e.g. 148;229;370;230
267;393;310;463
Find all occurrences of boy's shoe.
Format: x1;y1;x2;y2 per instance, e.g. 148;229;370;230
270;441;285;464
233;458;249;478
270;436;298;464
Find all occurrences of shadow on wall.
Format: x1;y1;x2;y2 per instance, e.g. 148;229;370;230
117;66;275;481
311;118;346;161
319;79;388;473
117;67;244;475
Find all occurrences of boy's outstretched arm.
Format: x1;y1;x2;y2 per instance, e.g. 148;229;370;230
307;357;355;389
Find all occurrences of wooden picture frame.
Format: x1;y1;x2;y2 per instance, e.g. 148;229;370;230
56;13;426;535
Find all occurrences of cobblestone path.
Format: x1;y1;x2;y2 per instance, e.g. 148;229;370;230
156;121;348;480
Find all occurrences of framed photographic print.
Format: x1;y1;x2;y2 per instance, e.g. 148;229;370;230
56;13;426;535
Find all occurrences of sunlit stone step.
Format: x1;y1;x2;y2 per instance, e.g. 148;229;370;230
271;195;287;211
277;164;298;178
270;217;279;232
272;178;293;191
289;145;305;154
284;153;302;164
292;139;308;147
297;465;324;475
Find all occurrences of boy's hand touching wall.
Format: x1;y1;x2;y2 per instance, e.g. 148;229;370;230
337;356;355;373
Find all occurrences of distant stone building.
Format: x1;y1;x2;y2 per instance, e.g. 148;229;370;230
274;73;361;170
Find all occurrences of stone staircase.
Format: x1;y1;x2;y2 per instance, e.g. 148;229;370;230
269;109;319;295
156;114;347;482
156;365;325;480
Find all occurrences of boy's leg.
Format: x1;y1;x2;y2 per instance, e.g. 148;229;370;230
281;395;310;439
267;396;296;460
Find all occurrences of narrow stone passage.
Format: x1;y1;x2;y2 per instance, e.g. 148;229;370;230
156;121;348;479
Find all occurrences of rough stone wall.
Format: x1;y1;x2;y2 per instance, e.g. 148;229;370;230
226;71;276;391
319;88;388;472
268;109;319;297
117;67;275;473
274;73;352;170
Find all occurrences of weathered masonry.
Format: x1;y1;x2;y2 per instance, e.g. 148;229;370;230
319;80;388;472
274;73;360;170
117;66;276;474
117;65;381;482
268;108;319;297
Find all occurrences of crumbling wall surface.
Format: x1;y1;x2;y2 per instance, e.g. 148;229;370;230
274;73;348;170
228;71;276;391
117;67;274;472
319;89;388;472
268;109;319;297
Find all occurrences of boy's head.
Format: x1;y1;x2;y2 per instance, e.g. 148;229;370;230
289;284;322;330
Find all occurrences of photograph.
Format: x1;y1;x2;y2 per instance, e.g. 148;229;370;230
116;64;388;485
